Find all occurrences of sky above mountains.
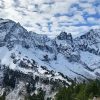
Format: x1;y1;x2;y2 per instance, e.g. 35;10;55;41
0;0;100;37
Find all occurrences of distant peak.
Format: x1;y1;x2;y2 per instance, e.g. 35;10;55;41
57;31;73;41
77;29;100;40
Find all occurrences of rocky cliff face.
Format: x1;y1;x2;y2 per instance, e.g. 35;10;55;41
0;18;100;99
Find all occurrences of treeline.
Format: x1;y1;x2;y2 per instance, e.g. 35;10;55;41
55;79;100;100
1;79;100;100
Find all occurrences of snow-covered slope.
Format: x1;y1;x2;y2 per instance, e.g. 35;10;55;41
0;18;100;99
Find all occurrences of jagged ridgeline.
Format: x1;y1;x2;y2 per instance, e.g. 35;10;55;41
0;18;100;99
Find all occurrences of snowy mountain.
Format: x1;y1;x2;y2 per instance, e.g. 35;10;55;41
0;18;100;100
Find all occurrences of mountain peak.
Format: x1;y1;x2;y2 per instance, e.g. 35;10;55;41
57;31;73;41
79;29;100;40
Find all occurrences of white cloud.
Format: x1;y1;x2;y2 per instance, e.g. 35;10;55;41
84;7;96;15
95;5;100;15
0;0;99;38
87;17;100;24
79;2;96;15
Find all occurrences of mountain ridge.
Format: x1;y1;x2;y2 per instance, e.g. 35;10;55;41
0;18;100;100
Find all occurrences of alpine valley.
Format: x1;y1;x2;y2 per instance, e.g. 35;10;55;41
0;18;100;100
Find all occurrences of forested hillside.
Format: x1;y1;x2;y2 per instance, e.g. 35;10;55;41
55;80;100;100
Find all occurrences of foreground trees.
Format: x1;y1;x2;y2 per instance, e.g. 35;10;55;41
55;79;100;100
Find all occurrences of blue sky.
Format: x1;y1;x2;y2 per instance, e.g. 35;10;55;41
0;0;100;37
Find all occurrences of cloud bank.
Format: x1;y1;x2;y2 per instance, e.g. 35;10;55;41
0;0;100;37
